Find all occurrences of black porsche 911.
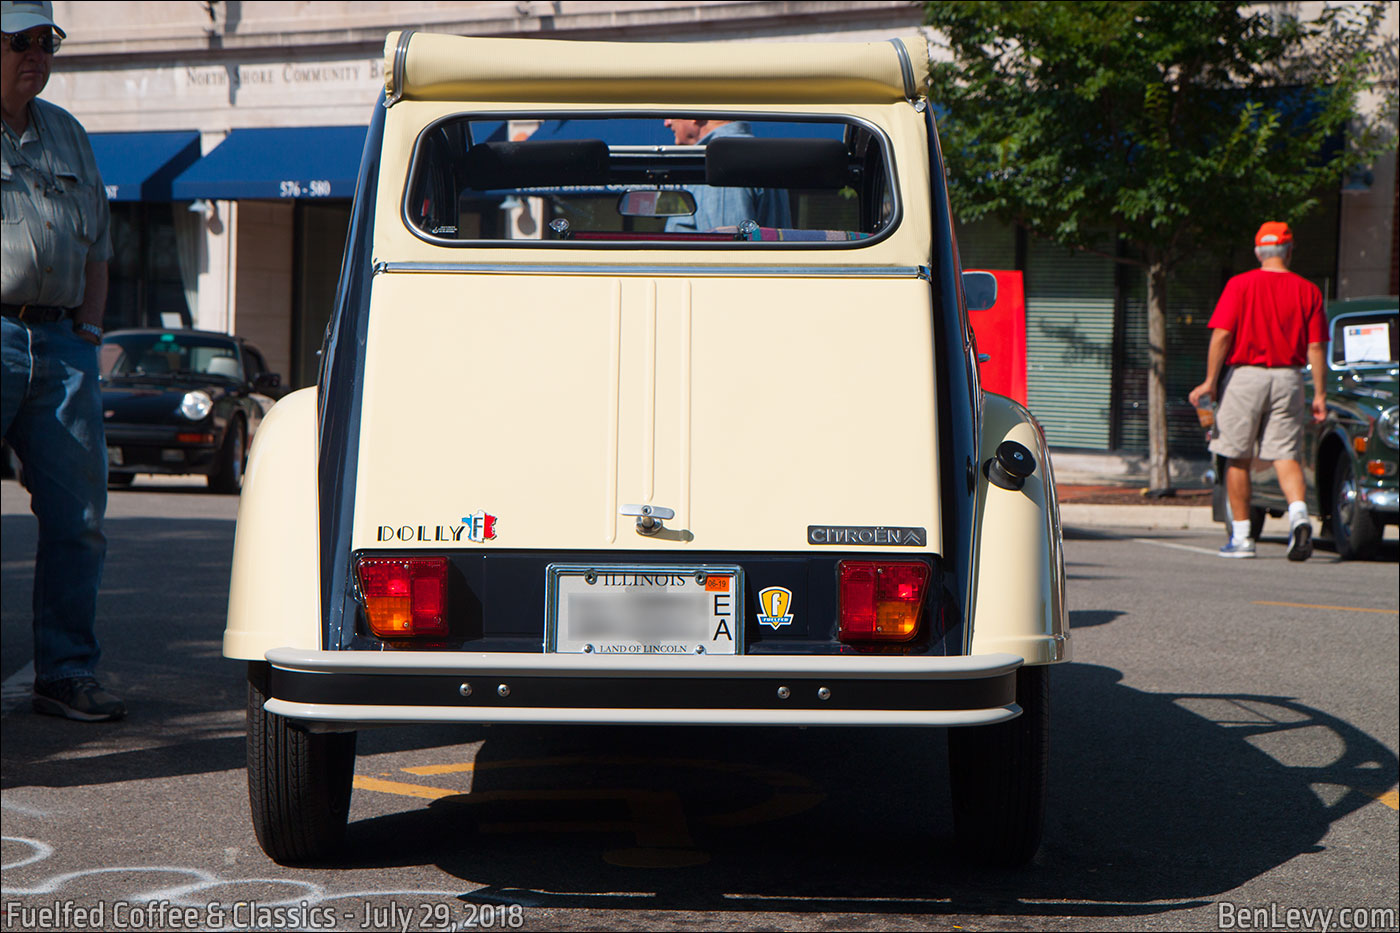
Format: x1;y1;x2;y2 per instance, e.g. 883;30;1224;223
100;329;285;493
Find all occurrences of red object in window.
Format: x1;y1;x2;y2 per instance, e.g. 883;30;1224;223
967;269;1028;405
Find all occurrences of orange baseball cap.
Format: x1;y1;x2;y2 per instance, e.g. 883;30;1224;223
1255;222;1293;246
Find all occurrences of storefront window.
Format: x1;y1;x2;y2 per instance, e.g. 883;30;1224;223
104;202;191;331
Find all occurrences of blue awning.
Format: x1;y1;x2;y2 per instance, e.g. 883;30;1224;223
170;125;366;201
88;131;201;202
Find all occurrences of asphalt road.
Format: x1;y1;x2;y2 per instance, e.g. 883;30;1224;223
2;477;1396;933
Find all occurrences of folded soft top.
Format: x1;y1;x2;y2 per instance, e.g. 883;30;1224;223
384;32;929;106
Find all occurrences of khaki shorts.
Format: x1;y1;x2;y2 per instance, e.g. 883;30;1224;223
1209;365;1307;461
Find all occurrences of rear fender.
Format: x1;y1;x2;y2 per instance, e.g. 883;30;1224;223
223;387;322;659
969;393;1069;664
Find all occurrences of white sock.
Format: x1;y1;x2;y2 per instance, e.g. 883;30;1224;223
1232;520;1251;542
1288;501;1308;527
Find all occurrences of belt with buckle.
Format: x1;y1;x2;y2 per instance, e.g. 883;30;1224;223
1;304;75;323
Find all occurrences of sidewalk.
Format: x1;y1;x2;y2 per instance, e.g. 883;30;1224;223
1056;484;1233;532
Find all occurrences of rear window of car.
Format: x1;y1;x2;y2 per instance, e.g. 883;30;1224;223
1331;312;1399;368
101;333;244;380
403;113;898;247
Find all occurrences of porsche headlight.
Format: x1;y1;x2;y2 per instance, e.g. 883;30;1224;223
179;390;213;421
1379;406;1399;449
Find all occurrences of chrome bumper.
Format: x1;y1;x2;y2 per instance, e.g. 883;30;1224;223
261;647;1025;728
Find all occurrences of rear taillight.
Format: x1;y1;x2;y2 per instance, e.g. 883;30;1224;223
356;556;448;638
838;560;930;642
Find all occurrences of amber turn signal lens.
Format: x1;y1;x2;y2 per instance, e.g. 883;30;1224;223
356;556;449;637
1366;460;1392;477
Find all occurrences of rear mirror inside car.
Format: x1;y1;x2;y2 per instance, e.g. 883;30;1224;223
617;189;697;218
963;271;998;312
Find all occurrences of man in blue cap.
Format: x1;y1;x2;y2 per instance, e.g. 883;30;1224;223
2;0;123;720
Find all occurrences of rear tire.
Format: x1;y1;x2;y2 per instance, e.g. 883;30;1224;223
209;419;246;495
108;472;135;488
247;669;356;864
948;664;1048;867
1331;453;1380;560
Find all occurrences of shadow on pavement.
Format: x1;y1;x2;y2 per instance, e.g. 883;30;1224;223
330;662;1397;919
1;513;247;788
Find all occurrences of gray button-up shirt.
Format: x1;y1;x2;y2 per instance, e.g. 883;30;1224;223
1;98;112;308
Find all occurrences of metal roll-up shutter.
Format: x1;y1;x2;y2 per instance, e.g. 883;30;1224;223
1024;238;1116;449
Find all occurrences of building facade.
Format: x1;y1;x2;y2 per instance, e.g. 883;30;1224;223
40;0;1399;454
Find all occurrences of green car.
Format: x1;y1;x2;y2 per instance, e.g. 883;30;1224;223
1215;297;1398;559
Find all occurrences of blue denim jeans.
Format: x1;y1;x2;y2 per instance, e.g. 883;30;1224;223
1;317;108;686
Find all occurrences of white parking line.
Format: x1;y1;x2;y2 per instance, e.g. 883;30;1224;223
1129;537;1225;557
1;661;34;717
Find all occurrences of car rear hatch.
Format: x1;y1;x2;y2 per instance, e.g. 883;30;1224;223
350;270;941;556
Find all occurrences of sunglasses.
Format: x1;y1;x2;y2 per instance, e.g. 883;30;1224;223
4;31;61;54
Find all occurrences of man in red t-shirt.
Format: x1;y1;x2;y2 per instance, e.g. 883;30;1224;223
1189;221;1328;560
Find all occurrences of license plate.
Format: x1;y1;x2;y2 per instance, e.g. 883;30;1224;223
106;446;123;466
546;564;742;656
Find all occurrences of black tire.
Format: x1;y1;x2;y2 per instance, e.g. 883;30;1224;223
247;670;356;864
1248;506;1266;542
948;664;1048;867
209;418;246;495
1218;496;1266;543
108;472;135;488
1331;453;1381;560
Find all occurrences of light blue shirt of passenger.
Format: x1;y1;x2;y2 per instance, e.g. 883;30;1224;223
665;122;791;233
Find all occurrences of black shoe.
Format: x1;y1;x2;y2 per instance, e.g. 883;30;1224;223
1287;522;1313;562
33;677;126;722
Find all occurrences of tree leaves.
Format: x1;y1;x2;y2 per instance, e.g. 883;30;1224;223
924;0;1393;268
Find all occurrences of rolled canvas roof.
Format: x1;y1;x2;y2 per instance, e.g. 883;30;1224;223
383;32;929;105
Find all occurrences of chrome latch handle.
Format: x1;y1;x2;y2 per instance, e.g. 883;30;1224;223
620;504;675;536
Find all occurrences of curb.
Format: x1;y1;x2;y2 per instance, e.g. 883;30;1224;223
1058;504;1297;535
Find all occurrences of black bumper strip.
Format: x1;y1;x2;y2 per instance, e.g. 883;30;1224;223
269;667;1016;712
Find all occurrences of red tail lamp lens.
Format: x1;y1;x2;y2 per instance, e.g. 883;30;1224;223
838;561;930;642
356;557;448;638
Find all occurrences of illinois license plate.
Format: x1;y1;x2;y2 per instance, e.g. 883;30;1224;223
546;564;742;656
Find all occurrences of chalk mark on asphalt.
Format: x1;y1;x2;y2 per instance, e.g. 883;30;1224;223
1;834;478;931
1129;538;1223;557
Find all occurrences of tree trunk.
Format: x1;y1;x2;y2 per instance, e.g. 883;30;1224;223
1145;256;1172;491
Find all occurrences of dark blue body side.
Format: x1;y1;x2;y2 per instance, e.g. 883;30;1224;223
318;98;386;649
924;105;982;654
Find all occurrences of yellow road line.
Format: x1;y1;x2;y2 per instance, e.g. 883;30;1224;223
352;775;458;800
1374;788;1399;811
1253;601;1398;615
402;762;476;775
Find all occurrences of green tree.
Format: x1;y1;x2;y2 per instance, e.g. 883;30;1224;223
925;0;1394;489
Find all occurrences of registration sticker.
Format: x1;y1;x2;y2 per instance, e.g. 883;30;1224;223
546;564;742;656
